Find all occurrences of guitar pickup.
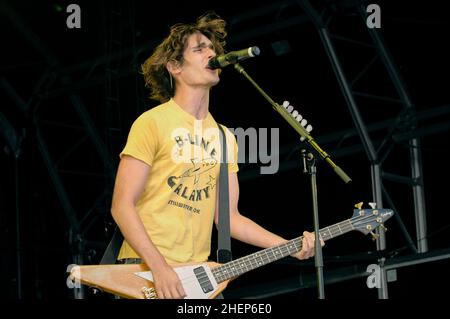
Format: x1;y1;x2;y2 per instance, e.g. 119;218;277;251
194;266;214;293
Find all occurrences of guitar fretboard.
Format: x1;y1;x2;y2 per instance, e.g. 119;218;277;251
211;218;355;283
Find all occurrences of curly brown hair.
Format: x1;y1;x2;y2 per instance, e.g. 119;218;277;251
141;12;227;103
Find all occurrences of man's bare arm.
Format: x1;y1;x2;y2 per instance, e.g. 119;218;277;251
111;155;185;298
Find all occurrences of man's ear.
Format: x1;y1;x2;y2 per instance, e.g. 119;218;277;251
166;60;182;76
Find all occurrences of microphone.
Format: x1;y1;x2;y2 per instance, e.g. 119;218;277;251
208;46;260;69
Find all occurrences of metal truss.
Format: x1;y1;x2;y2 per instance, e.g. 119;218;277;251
229;0;446;299
0;2;136;299
2;0;448;300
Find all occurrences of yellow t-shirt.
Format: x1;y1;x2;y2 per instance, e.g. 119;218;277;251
117;99;239;264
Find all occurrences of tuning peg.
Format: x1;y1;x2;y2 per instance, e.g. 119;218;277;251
380;224;387;232
368;202;377;209
292;110;299;117
354;202;364;209
296;114;303;122
282;101;290;108
370;231;380;241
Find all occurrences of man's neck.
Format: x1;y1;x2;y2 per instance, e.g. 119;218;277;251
173;86;210;120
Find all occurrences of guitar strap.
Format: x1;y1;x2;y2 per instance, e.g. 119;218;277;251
100;123;233;264
216;124;233;263
100;225;123;264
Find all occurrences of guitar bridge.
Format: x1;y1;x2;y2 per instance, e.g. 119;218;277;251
142;287;157;299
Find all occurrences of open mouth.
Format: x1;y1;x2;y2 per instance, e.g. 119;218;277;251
205;60;217;70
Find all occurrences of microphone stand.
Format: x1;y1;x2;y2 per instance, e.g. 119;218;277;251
233;63;351;184
233;62;351;299
302;149;325;298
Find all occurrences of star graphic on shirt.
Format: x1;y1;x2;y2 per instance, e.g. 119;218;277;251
206;175;216;190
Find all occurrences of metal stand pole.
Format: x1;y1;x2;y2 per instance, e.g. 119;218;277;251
302;149;325;299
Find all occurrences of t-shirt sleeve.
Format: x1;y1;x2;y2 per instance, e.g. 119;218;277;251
120;113;158;167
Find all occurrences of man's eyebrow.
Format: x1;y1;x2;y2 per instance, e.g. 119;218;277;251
192;43;206;48
192;42;213;49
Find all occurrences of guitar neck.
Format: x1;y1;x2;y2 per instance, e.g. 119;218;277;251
211;218;355;283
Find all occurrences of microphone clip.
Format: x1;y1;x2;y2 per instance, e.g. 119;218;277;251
301;149;314;174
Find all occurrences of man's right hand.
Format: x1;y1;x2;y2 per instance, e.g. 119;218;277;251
151;263;186;299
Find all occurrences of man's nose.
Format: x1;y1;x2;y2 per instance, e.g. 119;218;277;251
207;47;216;59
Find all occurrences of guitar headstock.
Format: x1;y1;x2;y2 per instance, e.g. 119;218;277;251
350;202;394;240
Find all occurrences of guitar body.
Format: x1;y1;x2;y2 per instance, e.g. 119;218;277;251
70;262;230;299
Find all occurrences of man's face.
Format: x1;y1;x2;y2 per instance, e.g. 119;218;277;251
175;32;220;88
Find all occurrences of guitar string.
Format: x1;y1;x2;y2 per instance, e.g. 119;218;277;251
212;213;388;282
150;213;387;286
